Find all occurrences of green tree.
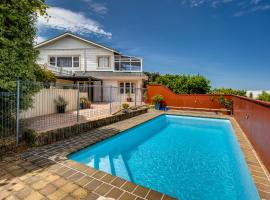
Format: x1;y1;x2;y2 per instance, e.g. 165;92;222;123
257;91;270;102
155;74;211;94
143;71;160;85
210;88;246;96
0;0;47;109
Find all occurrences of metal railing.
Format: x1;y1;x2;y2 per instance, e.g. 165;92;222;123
0;81;147;145
114;56;143;72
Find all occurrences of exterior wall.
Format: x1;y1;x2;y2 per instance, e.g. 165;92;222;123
147;85;229;111
232;96;270;172
36;35;114;72
21;88;87;119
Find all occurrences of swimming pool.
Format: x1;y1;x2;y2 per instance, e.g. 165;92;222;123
68;115;260;200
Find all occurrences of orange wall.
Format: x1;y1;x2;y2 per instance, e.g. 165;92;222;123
232;96;270;172
147;84;270;172
147;84;230;110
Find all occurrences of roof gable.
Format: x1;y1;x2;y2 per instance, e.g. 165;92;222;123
34;32;120;53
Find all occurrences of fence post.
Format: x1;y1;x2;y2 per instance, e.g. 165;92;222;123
77;82;80;122
109;86;112;114
16;80;20;146
135;87;137;107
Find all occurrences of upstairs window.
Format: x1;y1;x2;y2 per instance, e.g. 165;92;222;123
49;56;80;68
98;56;110;68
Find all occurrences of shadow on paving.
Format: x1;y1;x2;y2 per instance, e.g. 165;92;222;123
0;127;121;200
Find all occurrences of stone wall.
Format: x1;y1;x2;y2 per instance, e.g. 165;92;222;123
33;107;148;146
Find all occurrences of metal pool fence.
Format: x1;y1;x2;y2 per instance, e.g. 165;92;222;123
0;80;147;145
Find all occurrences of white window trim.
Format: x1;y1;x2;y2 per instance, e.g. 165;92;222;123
97;56;111;69
48;55;80;69
119;82;136;94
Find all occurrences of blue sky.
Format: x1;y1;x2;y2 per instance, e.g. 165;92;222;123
38;0;270;90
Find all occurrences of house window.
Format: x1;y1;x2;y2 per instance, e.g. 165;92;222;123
49;56;80;68
98;56;110;68
119;82;135;94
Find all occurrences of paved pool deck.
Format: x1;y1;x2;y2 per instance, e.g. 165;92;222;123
1;109;270;200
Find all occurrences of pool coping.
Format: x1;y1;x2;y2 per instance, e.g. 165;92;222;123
20;109;270;200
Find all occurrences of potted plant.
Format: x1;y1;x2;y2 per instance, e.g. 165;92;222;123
126;93;132;102
122;103;129;113
54;96;68;113
151;95;164;110
218;96;233;115
80;97;91;109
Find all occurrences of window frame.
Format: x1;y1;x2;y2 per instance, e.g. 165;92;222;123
48;55;80;69
119;82;136;94
97;56;111;68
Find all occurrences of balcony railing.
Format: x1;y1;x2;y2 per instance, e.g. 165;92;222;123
114;56;143;72
43;64;73;76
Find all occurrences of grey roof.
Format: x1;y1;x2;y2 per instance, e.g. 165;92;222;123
57;71;148;80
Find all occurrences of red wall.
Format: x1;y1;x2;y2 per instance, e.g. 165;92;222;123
147;84;230;111
147;84;270;171
232;96;270;171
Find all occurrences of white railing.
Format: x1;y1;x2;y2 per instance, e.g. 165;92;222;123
114;56;143;72
43;64;73;76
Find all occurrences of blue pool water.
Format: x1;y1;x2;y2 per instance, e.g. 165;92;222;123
68;115;260;200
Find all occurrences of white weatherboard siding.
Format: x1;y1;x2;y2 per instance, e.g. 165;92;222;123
36;35;114;71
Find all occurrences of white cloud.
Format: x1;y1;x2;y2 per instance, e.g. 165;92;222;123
83;0;108;15
235;4;270;16
181;0;270;16
37;7;112;38
35;36;46;44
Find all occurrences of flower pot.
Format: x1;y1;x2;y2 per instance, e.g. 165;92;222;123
56;105;66;113
127;97;132;102
155;103;160;110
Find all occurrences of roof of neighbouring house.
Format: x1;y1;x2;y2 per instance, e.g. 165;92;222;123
34;32;121;54
57;71;148;80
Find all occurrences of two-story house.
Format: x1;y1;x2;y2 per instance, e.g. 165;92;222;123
35;32;147;102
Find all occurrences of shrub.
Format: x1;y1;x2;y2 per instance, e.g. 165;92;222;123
218;96;233;114
122;103;129;109
257;91;270;102
210;88;246;96
156;74;211;94
151;95;164;104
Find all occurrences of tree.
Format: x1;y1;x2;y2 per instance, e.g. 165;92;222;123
257;91;270;102
210;88;246;97
143;71;160;86
155;74;211;94
0;0;47;109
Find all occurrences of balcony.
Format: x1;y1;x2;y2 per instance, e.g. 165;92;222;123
114;55;143;72
43;64;73;76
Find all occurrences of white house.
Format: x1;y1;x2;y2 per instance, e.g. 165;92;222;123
35;32;147;102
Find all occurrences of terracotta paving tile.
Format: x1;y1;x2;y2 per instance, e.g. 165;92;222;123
71;187;88;199
14;186;33;198
39;183;57;196
68;172;84;182
53;178;68;187
62;169;77;178
162;195;177;200
119;192;137;200
105;187;124;199
111;177;126;188
133;186;149;198
101;174;116;183
146;190;163;200
61;182;79;193
92;171;106;179
24;191;45;200
76;176;93;187
121;181;138;192
258;190;270;200
85;192;99;200
48;189;67;200
94;183;113;196
84;179;102;191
